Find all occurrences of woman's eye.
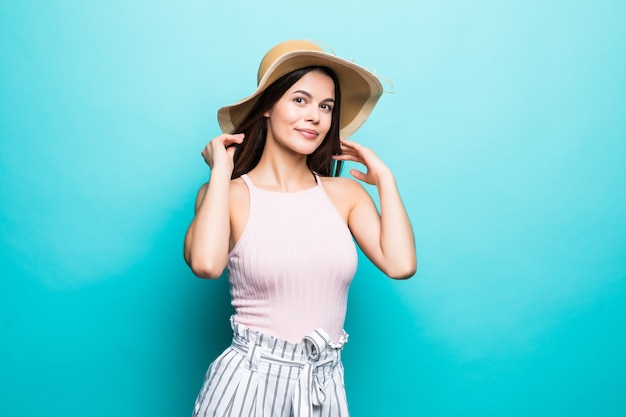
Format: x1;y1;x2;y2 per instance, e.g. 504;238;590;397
294;97;306;104
321;104;333;112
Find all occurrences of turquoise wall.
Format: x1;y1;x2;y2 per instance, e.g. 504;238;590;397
1;1;625;416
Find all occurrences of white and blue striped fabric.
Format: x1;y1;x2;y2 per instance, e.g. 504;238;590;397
192;318;350;417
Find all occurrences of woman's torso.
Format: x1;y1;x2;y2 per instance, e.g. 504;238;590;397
226;173;358;343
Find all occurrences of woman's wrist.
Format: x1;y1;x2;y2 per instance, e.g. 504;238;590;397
209;163;234;178
374;166;395;188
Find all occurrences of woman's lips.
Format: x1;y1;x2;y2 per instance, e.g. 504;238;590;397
297;128;319;139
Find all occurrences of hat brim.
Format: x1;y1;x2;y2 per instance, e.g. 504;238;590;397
217;50;383;139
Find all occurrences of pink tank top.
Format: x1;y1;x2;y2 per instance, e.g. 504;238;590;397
227;174;358;343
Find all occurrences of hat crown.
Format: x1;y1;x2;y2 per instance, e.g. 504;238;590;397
257;40;325;85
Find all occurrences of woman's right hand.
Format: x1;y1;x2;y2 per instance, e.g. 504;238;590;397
185;133;245;278
201;133;245;172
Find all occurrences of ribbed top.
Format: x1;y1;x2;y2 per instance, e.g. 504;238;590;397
227;174;358;343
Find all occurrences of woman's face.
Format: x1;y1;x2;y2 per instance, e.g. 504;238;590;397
264;70;335;156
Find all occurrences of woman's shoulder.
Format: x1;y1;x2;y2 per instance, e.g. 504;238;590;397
229;176;248;200
319;176;371;213
230;176;246;189
320;175;367;195
194;176;247;212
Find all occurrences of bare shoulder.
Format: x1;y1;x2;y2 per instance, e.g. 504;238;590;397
194;182;209;212
229;176;248;200
320;176;371;221
321;176;370;200
229;177;250;216
194;177;247;213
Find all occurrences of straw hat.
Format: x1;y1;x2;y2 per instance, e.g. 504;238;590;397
217;40;384;139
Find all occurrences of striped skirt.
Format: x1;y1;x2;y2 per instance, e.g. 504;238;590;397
192;318;350;417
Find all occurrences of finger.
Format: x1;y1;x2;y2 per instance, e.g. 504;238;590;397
332;154;362;163
337;145;361;158
349;168;368;182
227;133;245;140
339;144;368;160
339;138;358;146
226;145;237;159
338;143;359;152
339;138;365;152
222;133;245;147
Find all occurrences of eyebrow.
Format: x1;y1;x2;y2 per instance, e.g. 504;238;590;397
292;90;335;103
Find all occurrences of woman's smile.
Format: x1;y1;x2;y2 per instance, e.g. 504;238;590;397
296;128;320;139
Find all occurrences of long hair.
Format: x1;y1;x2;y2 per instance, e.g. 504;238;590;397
231;66;343;179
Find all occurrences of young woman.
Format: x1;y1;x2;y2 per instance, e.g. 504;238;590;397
184;40;416;417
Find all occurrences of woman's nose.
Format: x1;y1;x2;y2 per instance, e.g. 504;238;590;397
305;105;320;123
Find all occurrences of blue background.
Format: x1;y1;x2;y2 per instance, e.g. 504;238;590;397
1;1;625;416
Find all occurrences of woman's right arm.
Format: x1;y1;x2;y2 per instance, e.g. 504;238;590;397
183;133;244;279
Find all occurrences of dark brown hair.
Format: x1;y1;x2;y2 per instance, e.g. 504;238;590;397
231;66;343;179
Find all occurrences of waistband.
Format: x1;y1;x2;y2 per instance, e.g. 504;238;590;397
229;317;348;417
230;316;348;361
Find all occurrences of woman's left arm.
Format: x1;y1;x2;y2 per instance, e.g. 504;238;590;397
333;139;417;279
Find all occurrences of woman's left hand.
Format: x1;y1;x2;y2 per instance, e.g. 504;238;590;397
332;138;392;186
332;138;417;279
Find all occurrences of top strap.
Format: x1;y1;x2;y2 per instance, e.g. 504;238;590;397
240;174;255;191
313;173;323;190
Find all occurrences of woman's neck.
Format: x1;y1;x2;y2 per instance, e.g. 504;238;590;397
249;147;316;193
